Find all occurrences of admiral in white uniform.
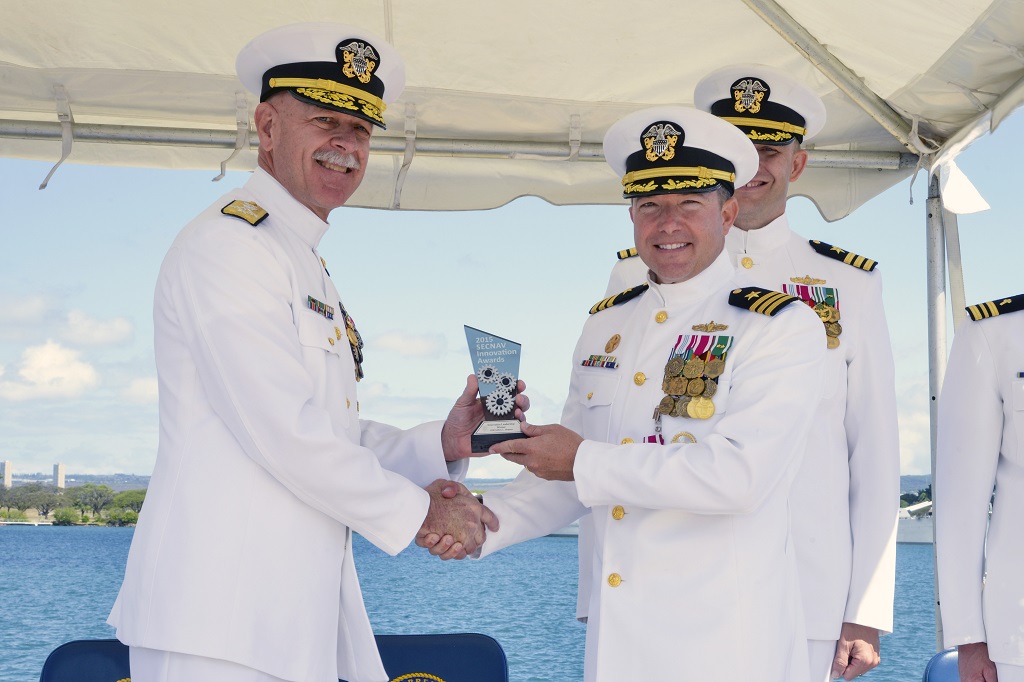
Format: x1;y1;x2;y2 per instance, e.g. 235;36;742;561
601;66;899;682
937;295;1024;682
476;106;825;682
108;24;499;682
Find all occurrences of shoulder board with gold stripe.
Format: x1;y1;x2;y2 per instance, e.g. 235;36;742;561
590;283;649;315
616;247;638;260
966;294;1024;321
728;287;799;316
808;240;876;271
221;200;269;226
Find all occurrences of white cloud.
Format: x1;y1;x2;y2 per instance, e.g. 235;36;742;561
0;294;56;341
64;310;134;345
122;377;158;403
372;331;447;359
0;341;99;401
0;294;55;323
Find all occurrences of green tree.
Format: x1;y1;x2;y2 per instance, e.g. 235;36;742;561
68;484;115;519
113;489;146;513
32;486;64;518
9;486;34;513
52;507;80;525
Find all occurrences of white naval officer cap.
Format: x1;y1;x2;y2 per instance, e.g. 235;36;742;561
694;64;826;145
603;106;758;200
236;22;406;130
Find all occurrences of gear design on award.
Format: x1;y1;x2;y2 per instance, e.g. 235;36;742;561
477;365;499;383
485;388;514;416
496;372;516;391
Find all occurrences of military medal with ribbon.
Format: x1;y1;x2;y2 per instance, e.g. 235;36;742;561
784;279;842;349
656;329;733;430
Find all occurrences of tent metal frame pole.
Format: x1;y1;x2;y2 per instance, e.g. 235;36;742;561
740;0;923;155
944;209;967;330
0;119;919;169
926;173;948;651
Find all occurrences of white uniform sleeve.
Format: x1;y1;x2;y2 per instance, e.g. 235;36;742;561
574;305;825;513
164;229;428;556
842;272;900;632
359;419;468;484
936;322;1001;647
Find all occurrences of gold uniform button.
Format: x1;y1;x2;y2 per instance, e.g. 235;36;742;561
607;573;622;587
587;392;594;400
655;311;668;323
621;438;634;444
335;326;343;340
741;256;754;269
633;372;646;386
346;398;351;409
327;337;335;345
611;505;625;520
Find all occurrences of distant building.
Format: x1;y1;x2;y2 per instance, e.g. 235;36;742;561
1;461;10;490
53;463;66;489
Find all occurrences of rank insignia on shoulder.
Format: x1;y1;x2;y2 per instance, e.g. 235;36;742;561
729;287;799;316
616;247;639;260
808;240;876;271
966;294;1024;321
222;200;268;226
590;283;649;315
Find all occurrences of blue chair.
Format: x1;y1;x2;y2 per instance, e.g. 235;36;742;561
40;634;508;682
922;647;959;682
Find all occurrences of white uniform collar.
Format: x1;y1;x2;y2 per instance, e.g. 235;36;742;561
646;249;735;307
246;167;331;247
725;213;791;255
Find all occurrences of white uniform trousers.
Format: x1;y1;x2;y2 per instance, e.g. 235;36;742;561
998;662;1024;681
807;638;838;682
129;647;294;682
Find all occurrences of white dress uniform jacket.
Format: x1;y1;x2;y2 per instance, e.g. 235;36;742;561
108;168;464;682
936;307;1024;666
724;214;900;639
479;251;824;682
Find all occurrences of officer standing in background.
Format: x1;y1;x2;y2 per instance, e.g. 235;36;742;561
936;295;1024;682
108;23;511;682
694;65;901;682
442;105;826;682
598;67;901;681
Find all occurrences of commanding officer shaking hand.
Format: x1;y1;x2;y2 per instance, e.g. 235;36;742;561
937;295;1024;682
107;24;517;682
424;106;826;682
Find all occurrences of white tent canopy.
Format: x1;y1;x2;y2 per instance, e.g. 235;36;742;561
2;0;1022;219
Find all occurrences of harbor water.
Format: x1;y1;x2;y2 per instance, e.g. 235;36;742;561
1;526;937;681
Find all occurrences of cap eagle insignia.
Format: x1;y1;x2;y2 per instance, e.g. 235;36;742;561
339;41;378;84
732;78;768;114
642;122;682;162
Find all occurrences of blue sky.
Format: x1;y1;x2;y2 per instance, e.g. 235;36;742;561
1;110;1021;479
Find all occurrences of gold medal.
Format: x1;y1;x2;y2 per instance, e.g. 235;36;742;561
685;377;705;397
813;302;832;321
668;377;689;396
825;322;842;337
606;334;621;354
672;396;691;418
827;336;841;349
666;356;686;377
683;358;705;378
658;396;676;415
688;396;716;420
702;379;718;399
704;358;725;378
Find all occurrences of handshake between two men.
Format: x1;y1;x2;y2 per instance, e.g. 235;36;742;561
414;373;585;560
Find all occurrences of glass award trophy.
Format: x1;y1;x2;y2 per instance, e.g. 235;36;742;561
465;326;526;453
